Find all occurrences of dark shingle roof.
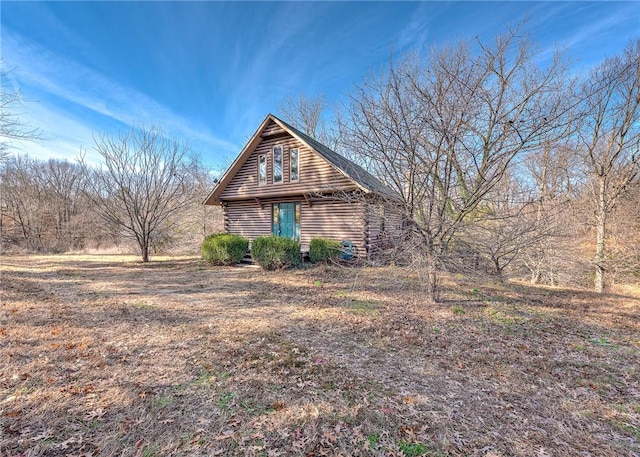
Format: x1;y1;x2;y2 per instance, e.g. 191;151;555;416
274;116;399;199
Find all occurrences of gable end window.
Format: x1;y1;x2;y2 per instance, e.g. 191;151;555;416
273;145;283;184
258;154;267;186
290;148;299;182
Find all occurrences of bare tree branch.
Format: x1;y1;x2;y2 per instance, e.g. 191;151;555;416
80;127;200;262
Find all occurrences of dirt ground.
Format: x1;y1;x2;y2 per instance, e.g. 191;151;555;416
1;255;639;457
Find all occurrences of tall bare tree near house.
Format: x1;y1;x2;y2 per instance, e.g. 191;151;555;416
279;94;326;140
81;127;199;262
278;93;342;152
578;40;640;293
341;26;572;299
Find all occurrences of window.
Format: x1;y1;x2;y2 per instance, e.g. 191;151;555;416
258;154;266;186
273;145;283;184
290;148;299;182
272;202;301;241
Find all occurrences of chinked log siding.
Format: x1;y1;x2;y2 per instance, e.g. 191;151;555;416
223;200;270;242
220;123;356;201
224;196;366;253
300;199;365;253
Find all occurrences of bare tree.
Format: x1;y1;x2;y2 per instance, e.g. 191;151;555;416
604;182;640;285
147;156;222;254
0;71;41;162
278;93;342;151
341;25;572;298
518;142;582;284
578;40;640;292
461;174;549;279
81;127;199;262
279;94;326;139
43;159;88;250
0;155;48;250
0;155;88;252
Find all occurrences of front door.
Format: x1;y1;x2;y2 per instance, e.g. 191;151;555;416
272;203;300;241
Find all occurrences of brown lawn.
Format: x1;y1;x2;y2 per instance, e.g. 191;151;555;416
1;255;639;457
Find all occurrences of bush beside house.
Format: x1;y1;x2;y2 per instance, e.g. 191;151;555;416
309;238;342;263
251;235;301;270
201;233;249;265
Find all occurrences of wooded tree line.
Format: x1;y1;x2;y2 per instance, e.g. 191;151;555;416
0;128;221;259
281;28;639;294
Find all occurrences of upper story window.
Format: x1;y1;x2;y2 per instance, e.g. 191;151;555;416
273;145;283;184
290;148;299;182
258;154;267;186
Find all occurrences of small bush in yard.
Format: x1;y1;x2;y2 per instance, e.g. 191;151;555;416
309;237;341;263
251;235;301;270
201;233;249;265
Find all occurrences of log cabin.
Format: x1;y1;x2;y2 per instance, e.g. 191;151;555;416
203;114;401;258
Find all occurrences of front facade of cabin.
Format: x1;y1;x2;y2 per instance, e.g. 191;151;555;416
204;114;399;257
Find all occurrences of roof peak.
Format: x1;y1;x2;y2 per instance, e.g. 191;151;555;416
203;114;399;205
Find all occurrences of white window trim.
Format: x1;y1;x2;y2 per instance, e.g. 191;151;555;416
272;145;283;184
289;148;300;182
258;154;267;186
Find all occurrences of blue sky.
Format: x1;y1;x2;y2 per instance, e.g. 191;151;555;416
2;1;639;168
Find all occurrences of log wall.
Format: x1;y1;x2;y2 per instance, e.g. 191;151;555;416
220;121;356;200
223;196;366;254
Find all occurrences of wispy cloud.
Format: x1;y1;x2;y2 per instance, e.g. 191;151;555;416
15;101;101;163
220;3;335;136
529;2;639;73
396;2;437;52
3;29;237;165
560;4;637;56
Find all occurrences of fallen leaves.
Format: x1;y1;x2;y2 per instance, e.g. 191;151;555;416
1;255;639;456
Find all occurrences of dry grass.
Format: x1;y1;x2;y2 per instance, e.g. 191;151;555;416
1;255;639;457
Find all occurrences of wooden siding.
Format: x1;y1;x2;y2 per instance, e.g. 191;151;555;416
300;199;365;254
223;200;270;241
220;122;356;201
223;197;366;254
260;120;286;137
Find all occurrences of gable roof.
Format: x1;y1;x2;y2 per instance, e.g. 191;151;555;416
275;117;398;199
204;113;398;205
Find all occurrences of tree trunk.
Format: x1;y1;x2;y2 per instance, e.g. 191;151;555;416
425;264;438;302
530;268;541;284
594;178;607;293
141;242;150;263
139;231;150;263
493;258;505;281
